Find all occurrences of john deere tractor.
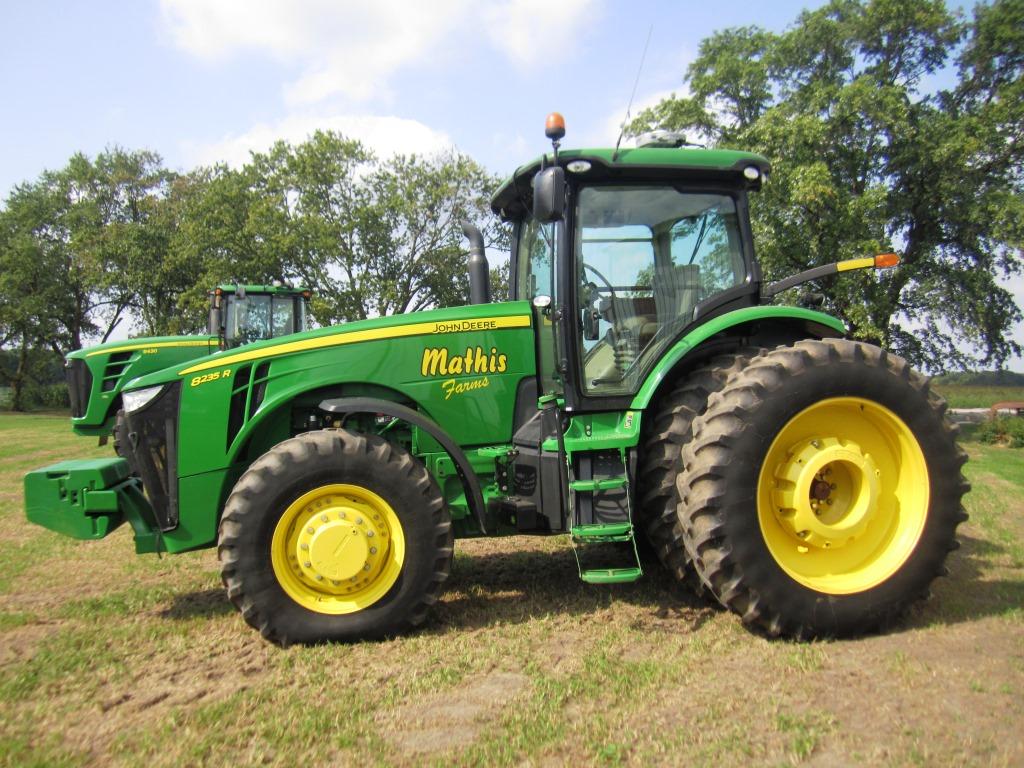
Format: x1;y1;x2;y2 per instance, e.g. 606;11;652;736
65;284;310;447
25;116;967;645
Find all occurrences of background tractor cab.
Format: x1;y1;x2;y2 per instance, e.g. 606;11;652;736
64;283;312;442
208;284;311;349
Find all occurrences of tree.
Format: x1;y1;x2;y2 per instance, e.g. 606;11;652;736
630;0;1024;371
0;177;88;409
176;131;505;326
59;148;182;340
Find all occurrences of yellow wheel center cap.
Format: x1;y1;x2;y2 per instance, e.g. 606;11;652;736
304;518;368;582
772;437;881;549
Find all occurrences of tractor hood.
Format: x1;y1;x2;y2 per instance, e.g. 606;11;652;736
66;334;216;362
123;304;530;392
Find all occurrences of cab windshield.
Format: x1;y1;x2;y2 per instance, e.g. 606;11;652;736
224;294;307;347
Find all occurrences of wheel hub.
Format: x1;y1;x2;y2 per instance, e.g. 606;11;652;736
772;436;881;549
305;518;368;581
278;492;394;597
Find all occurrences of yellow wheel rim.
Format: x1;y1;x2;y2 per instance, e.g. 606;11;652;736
757;397;929;595
271;484;405;614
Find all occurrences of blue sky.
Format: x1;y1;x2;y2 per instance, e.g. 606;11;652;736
2;0;1017;366
0;0;841;190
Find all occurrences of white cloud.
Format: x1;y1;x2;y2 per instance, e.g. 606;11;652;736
160;0;596;104
481;0;597;68
185;113;454;169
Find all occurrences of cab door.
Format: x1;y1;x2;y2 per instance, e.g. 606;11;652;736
515;217;566;400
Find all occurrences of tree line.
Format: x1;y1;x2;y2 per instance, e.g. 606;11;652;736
0;133;506;409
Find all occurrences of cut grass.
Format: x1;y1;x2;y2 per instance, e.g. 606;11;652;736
0;413;1022;767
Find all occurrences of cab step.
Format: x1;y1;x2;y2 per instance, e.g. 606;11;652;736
569;477;627;492
580;567;643;584
571;522;633;542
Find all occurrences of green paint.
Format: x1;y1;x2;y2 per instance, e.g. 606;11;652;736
631;305;846;409
67;335;218;435
23;458;160;553
491;146;770;214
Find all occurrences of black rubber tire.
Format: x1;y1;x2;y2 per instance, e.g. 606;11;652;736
637;349;763;582
678;339;969;638
218;429;453;646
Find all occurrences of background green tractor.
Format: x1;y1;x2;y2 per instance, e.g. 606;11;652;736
65;284;310;447
25;115;967;645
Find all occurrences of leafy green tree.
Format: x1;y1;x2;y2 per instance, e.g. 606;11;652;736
631;0;1023;371
0;177;89;409
59;148;182;339
177;132;505;326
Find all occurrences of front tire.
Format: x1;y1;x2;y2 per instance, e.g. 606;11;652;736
218;429;453;646
679;339;969;638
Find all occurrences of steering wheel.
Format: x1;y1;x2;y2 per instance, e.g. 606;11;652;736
582;263;617;299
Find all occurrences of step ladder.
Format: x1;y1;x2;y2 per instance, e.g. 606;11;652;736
567;453;643;585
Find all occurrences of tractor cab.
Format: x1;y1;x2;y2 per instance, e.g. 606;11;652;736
208;284;312;349
491;113;770;412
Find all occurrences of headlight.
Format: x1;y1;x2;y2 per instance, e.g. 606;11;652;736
122;385;165;414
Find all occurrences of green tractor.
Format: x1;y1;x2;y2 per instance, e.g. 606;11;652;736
65;284;311;446
25;116;967;645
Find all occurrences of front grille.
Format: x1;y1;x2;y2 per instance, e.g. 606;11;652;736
125;382;181;531
66;359;92;418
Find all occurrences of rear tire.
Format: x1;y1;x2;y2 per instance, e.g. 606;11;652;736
637;349;762;583
678;339;968;638
218;429;453;646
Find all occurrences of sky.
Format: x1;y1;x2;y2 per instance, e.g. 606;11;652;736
1;0;1018;366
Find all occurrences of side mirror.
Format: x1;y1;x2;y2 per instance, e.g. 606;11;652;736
533;166;565;223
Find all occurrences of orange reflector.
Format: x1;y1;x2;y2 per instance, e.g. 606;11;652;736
545;112;566;140
874;253;900;268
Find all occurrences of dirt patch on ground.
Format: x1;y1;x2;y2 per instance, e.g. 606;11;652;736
57;630;275;760
383;670;530;760
638;617;1024;766
0;620;62;667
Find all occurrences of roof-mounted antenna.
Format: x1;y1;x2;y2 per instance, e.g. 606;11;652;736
612;25;653;162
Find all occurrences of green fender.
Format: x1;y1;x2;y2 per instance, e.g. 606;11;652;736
631;306;846;409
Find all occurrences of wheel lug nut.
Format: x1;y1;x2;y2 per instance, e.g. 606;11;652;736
356;517;363;525
339;511;346;519
370;547;377;555
321;515;328;522
315;575;324;581
332;580;340;586
366;531;374;538
811;440;821;449
306;526;315;534
301;543;309;550
363;564;371;571
304;561;312;568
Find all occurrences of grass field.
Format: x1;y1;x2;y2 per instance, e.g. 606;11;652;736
1;413;1022;767
932;384;1024;409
